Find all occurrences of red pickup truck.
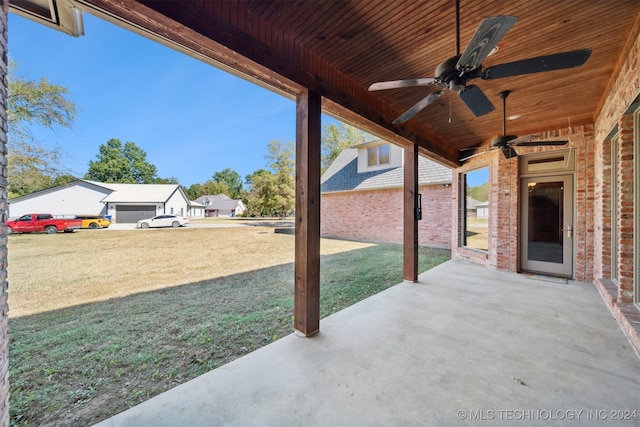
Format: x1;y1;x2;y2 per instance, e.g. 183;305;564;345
7;213;82;234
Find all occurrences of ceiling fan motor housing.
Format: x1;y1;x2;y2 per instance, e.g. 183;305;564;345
436;55;482;93
436;55;465;91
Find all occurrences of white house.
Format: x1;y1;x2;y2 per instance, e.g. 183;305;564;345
8;180;205;223
475;201;489;218
194;194;247;217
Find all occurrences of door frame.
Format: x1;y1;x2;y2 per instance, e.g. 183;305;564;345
519;151;576;278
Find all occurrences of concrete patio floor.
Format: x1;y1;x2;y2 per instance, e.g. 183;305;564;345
96;259;640;427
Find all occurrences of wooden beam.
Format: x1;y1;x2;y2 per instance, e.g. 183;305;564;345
403;143;419;282
294;90;321;336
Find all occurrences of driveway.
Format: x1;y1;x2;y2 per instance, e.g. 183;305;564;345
105;222;251;230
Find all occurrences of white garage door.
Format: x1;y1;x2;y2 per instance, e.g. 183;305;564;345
116;205;156;223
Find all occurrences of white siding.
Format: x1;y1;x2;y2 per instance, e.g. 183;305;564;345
9;182;110;219
165;190;189;216
189;207;205;218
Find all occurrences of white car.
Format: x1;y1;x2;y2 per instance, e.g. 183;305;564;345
136;214;189;229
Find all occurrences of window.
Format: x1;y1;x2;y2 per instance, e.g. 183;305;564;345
521;151;573;174
379;144;390;164
463;167;489;251
367;144;390;167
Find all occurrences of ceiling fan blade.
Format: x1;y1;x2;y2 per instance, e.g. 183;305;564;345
482;48;592;80
460;152;483;162
458;85;495;117
509;133;569;146
460;148;492;162
368;78;436;91
501;146;518;159
393;90;443;124
456;16;518;72
512;140;569;147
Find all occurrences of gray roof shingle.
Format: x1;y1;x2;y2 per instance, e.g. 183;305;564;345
321;147;452;193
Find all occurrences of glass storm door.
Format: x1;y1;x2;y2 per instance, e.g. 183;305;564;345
520;175;574;277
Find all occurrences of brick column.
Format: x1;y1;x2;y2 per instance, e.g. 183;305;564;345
0;1;9;424
617;114;635;303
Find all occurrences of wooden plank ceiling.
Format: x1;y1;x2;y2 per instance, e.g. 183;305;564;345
72;0;640;166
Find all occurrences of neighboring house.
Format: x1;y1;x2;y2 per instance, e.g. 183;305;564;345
194;194;247;217
465;197;482;218
475;201;489;218
189;201;206;219
8;180;205;223
8;180;113;219
321;140;452;248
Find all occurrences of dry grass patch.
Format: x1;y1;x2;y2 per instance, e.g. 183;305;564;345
8;226;372;317
8;225;449;426
465;217;489;250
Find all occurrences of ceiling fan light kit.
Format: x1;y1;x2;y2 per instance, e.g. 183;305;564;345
459;90;569;162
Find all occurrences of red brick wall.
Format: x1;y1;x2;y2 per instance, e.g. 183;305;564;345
451;126;595;282
452;22;640;287
321;185;452;248
594;20;639;303
593;137;611;280
0;1;9;424
451;20;639;353
616;113;636;302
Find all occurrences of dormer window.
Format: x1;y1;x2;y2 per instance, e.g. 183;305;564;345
356;140;401;173
367;144;390;167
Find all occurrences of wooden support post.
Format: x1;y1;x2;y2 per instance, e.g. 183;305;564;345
403;143;419;282
294;90;321;336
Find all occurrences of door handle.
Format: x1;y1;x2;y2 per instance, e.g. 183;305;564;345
565;225;573;239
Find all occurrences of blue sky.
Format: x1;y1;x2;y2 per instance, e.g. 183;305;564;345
9;12;340;187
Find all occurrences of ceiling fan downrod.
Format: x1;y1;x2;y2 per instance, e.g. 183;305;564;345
492;90;517;147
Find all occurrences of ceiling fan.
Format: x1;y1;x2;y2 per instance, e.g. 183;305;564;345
459;90;568;161
368;0;592;124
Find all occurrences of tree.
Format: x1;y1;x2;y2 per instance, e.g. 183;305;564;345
249;140;295;218
51;174;78;187
85;138;160;183
266;140;295;218
8;67;76;140
185;180;230;200
321;122;372;173
212;168;243;198
245;141;295;218
243;169;270;215
245;168;270;188
7;141;72;198
154;176;179;185
468;182;489;202
7;64;77;197
245;170;277;217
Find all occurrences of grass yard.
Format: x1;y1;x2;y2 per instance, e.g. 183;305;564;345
8;225;450;426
